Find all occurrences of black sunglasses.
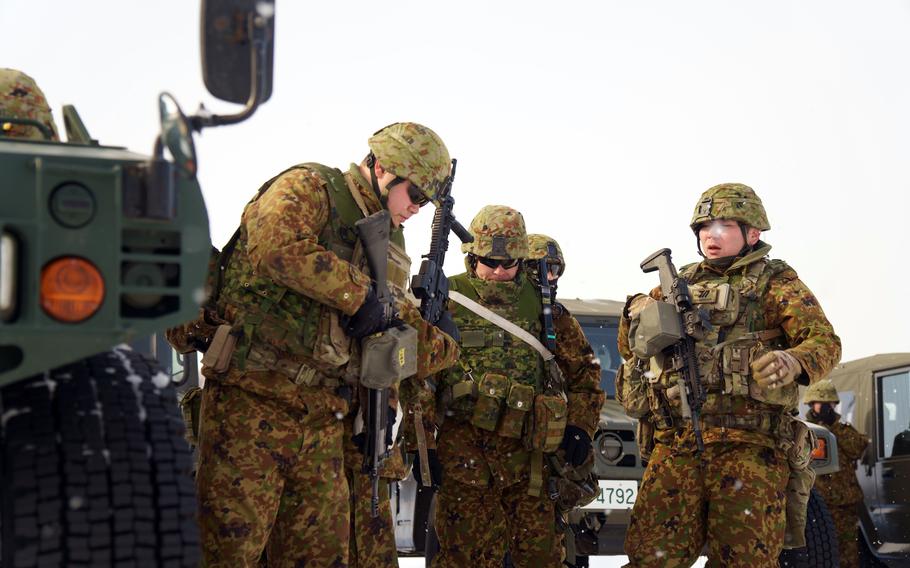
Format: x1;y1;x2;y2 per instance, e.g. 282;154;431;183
406;184;430;207
476;256;520;270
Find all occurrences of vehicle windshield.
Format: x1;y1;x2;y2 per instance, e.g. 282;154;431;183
578;319;621;398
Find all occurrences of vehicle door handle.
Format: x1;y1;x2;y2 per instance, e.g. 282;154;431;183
882;468;894;479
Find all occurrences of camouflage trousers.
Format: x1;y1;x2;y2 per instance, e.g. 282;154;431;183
345;466;397;568
195;382;349;568
432;421;562;568
829;503;860;568
624;440;789;568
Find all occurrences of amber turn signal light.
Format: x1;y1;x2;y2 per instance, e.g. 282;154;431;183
810;438;828;460
40;257;104;322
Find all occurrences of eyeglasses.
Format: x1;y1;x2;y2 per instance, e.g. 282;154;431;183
476;256;520;270
406;184;430;207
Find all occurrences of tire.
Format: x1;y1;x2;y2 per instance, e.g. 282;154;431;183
778;488;839;568
0;346;200;567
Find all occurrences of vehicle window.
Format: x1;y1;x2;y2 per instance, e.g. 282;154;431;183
579;320;620;398
878;368;910;458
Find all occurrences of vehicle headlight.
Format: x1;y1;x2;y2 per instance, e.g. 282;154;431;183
596;431;625;464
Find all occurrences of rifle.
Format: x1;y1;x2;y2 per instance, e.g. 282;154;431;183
640;248;709;452
354;210;395;518
536;243;559;352
411;159;473;330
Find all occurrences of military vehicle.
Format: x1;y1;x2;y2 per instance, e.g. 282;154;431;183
823;353;910;567
0;1;274;565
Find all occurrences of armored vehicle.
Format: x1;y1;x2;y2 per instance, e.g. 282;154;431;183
824;353;910;567
0;1;274;565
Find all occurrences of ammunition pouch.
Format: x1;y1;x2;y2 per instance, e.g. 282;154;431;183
636;417;656;462
629;301;683;359
530;394;568;453
178;386;204;447
201;324;240;373
616;357;651;419
471;373;510;431
546;451;599;513
499;382;534;439
359;323;418;389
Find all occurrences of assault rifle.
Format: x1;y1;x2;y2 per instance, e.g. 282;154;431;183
355;210;396;518
640;248;709;452
537;245;559;352
411;159;473;331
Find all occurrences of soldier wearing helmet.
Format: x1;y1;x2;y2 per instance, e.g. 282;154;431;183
617;183;841;566
188;122;461;566
427;208;603;567
0;68;59;141
804;379;869;568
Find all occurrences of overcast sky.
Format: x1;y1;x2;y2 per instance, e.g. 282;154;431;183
3;0;909;362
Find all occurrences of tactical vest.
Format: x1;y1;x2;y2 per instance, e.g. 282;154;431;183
647;254;797;431
443;273;545;424
217;163;409;379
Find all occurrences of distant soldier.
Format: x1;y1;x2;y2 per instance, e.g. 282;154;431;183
429;207;604;567
617;183;841;567
0;68;59;141
186;122;461;567
526;233;605;563
804;379;870;568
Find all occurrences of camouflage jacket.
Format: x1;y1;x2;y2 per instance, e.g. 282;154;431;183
553;303;606;435
618;243;842;448
807;412;869;506
203;164;459;418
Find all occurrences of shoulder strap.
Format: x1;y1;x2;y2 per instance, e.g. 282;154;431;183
448;290;554;361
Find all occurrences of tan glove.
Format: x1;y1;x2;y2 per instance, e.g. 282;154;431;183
751;350;801;389
627;294;656;320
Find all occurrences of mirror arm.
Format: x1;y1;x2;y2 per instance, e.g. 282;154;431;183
190;12;268;132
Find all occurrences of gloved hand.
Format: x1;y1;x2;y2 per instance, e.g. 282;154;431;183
751;350;801;389
412;448;443;489
435;311;460;342
627;294;656;320
560;425;593;467
353;406;397;453
344;286;389;339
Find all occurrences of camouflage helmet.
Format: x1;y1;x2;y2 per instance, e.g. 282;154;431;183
690;183;770;233
0;68;59;141
527;233;565;277
462;205;529;260
803;379;840;404
368;122;451;206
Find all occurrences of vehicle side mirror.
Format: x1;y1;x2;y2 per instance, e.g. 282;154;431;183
201;0;274;105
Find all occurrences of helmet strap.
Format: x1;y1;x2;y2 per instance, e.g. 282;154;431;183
367;155;388;208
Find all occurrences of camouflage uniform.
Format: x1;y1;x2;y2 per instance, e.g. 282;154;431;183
617;184;841;567
804;380;870;568
526;233;604;563
192;123;460;567
431;208;604;568
0;68;59;140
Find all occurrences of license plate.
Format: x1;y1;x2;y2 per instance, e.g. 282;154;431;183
582;479;638;510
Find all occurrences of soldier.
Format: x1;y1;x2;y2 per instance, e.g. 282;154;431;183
429;206;604;568
190;122;461;567
525;233;605;561
617;183;841;567
0;68;59;141
804;379;870;568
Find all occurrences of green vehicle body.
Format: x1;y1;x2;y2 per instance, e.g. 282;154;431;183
0;135;211;384
825;352;910;566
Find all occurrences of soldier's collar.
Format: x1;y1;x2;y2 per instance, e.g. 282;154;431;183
347;163;383;214
701;241;772;274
